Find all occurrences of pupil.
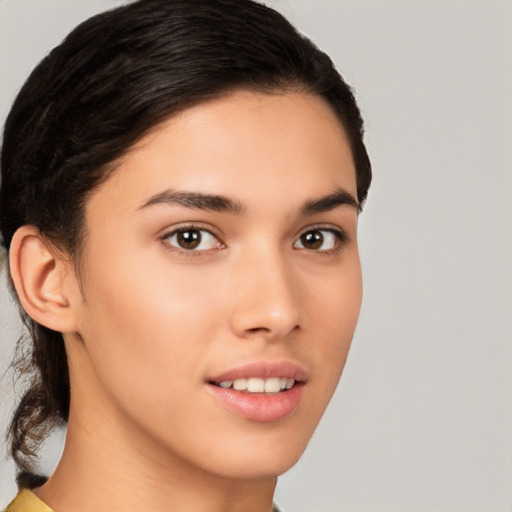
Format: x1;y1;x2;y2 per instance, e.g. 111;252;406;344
177;230;201;249
301;231;323;249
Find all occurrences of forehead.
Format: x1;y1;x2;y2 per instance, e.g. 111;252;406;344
87;90;357;217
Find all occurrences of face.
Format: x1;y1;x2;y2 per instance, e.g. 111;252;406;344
68;90;362;481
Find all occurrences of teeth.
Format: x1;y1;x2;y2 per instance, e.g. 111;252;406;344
264;377;281;393
217;377;295;393
247;377;265;393
232;378;247;391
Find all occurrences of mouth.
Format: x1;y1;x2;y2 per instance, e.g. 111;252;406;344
205;362;307;422
210;377;296;394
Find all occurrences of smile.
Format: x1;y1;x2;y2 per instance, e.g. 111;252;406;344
206;361;307;422
214;377;295;394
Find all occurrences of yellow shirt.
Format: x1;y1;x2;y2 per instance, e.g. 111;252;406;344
4;489;282;512
4;489;53;512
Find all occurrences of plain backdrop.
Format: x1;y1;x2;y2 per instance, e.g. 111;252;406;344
1;1;511;511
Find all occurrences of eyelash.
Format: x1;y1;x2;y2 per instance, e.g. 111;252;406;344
294;226;349;255
160;223;224;258
159;223;349;257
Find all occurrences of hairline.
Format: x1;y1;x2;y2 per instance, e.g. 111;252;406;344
69;84;358;282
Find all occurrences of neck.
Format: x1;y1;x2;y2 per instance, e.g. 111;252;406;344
34;351;277;512
35;412;277;512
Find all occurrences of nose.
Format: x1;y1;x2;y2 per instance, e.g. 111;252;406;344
228;248;302;341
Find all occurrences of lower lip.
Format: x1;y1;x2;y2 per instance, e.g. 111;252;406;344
206;383;304;422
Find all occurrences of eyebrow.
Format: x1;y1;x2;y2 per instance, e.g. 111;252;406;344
140;190;244;214
139;187;359;215
300;188;360;215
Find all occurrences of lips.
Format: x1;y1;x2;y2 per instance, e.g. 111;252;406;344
205;361;307;422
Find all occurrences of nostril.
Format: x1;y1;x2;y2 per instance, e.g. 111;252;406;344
244;324;300;338
246;326;271;335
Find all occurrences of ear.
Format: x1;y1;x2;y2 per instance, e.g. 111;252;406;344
9;225;81;333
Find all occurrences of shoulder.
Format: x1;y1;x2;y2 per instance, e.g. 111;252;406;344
3;489;53;512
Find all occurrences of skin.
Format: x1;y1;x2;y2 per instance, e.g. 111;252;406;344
12;90;362;512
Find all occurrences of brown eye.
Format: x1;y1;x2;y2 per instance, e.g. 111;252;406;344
300;231;324;250
164;228;220;251
177;230;201;249
293;229;340;251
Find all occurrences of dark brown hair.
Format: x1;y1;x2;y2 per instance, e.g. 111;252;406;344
0;0;371;479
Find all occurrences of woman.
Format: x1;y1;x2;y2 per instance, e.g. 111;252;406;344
1;0;371;510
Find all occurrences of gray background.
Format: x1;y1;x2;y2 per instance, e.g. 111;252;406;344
1;1;511;510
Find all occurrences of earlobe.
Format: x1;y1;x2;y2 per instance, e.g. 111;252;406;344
9;226;80;333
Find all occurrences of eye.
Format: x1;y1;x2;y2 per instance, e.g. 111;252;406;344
293;229;344;251
163;227;222;252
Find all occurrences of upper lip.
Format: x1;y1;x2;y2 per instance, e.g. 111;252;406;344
207;360;309;384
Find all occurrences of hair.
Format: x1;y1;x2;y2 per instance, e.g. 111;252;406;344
0;0;371;482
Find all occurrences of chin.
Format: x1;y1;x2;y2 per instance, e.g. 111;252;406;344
213;453;303;481
198;426;313;480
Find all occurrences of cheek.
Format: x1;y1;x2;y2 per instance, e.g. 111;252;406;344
307;255;362;385
77;251;222;408
309;248;362;328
